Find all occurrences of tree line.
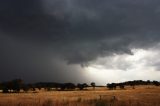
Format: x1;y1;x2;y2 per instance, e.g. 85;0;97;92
0;79;159;93
106;80;160;90
0;79;90;93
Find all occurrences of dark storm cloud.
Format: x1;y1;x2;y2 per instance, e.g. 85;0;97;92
1;0;160;82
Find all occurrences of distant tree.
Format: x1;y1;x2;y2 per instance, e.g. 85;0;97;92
147;80;151;85
2;87;9;93
77;83;88;90
1;79;23;93
60;84;66;90
1;82;8;93
119;84;125;89
83;83;88;88
22;84;30;93
65;83;76;90
107;83;116;90
35;83;43;90
130;83;135;89
54;83;61;90
90;82;96;90
77;84;83;90
153;81;160;86
28;84;36;91
11;79;23;92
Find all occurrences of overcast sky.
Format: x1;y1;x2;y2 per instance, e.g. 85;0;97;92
1;0;160;84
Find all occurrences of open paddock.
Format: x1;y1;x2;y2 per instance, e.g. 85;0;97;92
0;85;160;106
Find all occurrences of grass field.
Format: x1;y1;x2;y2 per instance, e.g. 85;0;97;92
0;85;160;106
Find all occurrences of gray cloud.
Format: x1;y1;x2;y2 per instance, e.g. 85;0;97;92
1;0;160;82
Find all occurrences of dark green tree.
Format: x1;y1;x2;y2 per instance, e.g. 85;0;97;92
11;79;23;92
90;82;96;90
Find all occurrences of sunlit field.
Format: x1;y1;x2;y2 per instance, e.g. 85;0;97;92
0;86;160;106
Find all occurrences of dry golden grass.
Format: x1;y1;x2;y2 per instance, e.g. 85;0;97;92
0;85;160;106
